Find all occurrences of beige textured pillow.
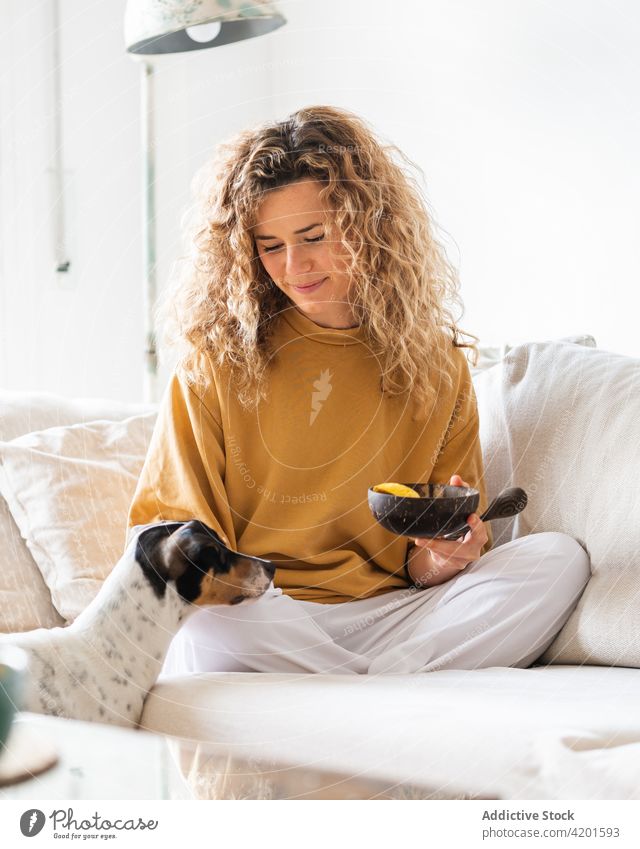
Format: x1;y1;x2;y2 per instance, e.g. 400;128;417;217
0;497;65;633
474;341;640;667
0;389;155;633
0;413;157;622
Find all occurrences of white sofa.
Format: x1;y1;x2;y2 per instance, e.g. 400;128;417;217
2;337;640;800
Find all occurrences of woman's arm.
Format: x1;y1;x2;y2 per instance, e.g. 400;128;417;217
125;362;236;552
405;475;490;587
404;347;493;587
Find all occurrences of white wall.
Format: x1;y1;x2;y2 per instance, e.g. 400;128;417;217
0;0;275;400
270;0;640;356
0;0;142;400
1;0;638;402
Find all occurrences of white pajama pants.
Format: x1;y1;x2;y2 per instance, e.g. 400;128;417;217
159;532;591;677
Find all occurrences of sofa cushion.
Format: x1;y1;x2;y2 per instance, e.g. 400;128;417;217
0;413;157;622
474;341;640;666
472;334;597;547
472;334;596;375
0;389;156;632
0;389;155;443
142;666;640;799
0;497;65;633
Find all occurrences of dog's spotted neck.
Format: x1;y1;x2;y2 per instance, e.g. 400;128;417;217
70;525;198;694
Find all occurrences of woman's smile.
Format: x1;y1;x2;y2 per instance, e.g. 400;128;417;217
291;276;328;293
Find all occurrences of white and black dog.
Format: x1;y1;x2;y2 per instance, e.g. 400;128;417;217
0;520;275;728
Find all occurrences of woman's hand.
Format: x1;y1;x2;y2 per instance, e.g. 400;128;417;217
406;474;489;588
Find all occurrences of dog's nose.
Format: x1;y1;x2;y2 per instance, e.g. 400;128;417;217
263;562;276;579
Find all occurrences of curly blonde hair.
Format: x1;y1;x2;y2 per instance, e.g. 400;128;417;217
156;104;478;416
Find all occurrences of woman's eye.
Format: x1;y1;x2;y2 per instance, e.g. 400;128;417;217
263;234;324;254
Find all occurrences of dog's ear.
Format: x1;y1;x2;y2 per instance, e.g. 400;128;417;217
170;522;235;603
179;519;226;548
135;522;184;599
135;520;231;601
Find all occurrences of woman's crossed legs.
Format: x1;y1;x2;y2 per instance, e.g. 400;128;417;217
159;532;590;678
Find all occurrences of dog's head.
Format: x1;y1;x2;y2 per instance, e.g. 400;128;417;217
135;520;276;605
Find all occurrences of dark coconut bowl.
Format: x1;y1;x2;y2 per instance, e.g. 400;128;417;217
368;483;527;540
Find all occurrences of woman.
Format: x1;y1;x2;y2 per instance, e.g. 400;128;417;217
126;105;590;675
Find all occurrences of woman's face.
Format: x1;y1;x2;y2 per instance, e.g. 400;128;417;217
252;178;358;329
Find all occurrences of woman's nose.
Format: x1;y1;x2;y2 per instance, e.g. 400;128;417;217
284;243;314;276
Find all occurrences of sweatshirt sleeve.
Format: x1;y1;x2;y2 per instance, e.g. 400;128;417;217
124;363;236;552
430;346;493;555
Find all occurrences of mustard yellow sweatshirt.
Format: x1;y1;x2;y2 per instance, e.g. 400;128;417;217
126;306;492;604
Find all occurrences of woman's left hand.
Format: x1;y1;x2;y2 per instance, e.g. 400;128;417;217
411;474;489;571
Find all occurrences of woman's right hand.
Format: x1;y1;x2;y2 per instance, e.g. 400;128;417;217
407;513;486;587
407;473;489;587
406;539;470;587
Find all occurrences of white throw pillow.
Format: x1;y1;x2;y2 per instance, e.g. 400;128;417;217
474;341;640;667
472;334;596;375
472;335;597;547
0;413;157;622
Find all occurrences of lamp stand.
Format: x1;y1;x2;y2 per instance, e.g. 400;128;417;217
140;60;158;403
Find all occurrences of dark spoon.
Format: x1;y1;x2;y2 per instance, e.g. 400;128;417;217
440;486;528;540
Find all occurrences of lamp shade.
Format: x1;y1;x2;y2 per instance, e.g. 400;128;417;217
125;0;286;55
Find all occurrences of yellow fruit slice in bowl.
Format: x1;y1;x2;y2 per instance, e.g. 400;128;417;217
371;482;420;498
